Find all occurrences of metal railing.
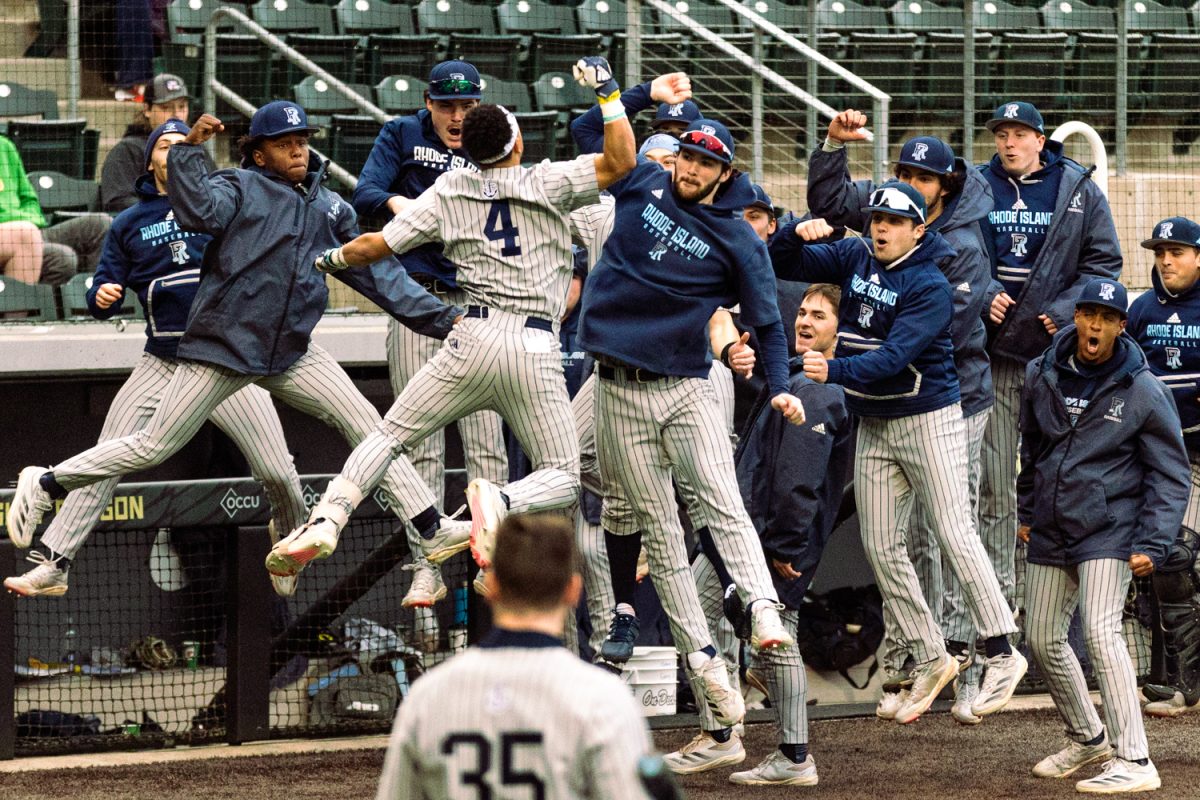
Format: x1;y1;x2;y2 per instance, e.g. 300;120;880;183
1051;121;1109;198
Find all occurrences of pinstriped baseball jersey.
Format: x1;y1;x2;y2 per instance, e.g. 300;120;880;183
569;194;615;271
377;631;652;800
382;156;600;321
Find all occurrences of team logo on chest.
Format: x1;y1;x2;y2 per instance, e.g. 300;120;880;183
649;241;668;261
1166;347;1182;369
1011;233;1028;257
857;303;874;328
912;143;928;161
1104;396;1125;423
168;240;189;265
1068;191;1084;213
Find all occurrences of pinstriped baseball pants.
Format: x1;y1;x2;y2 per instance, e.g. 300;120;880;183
342;311;579;516
979;357;1025;614
1026;559;1147;761
385;292;508;509
48;344;436;520
594;371;779;656
687;553;743;731
882;408;991;676
42;353;307;559
857;403;1016;667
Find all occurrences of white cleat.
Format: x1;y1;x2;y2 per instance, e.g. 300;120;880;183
466;478;507;568
473;567;490;598
265;518;339;578
971;650;1028;717
1032;737;1114;779
876;687;910;720
750;601;794;651
1075;758;1160;794
401;562;447;608
663;730;745;775
1144;691;1200;718
266;521;297;597
952;682;983;725
422;516;472;565
690;654;746;727
7;467;54;548
729;751;818;786
895;652;959;724
4;551;68;597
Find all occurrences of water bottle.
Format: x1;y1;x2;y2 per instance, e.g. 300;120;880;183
450;582;469;653
62;615;81;673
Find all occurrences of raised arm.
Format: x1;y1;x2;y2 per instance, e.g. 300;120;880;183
769;218;854;283
570;73;689;155
316;186;441;272
167;114;242;236
807;108;875;231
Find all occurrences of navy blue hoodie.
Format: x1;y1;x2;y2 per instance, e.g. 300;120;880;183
577;161;790;396
89;173;210;358
351;110;477;286
1018;328;1188;568
769;227;960;418
1128;267;1200;456
570;81;658;155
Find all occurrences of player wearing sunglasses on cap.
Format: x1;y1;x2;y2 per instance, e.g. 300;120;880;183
770;181;1025;725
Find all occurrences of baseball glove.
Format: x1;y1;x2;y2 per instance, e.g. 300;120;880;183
130;636;177;670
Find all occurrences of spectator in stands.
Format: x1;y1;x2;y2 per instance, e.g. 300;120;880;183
0;134;110;286
102;73;207;213
114;0;155;102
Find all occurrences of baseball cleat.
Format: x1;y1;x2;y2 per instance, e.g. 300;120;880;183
663;730;745;775
7;467;54;548
743;667;770;700
971;650;1027;717
1140;683;1176;704
1031;737;1114;779
895;652;959;724
4;550;68;597
266;521;297;597
1144;690;1200;718
472;567;490;598
951;682;983;725
599;609;640;664
401;562;447;608
750;601;794;651
592;656;623;676
265;518;339;577
423;515;472;565
1075;758;1160;793
729;751;818;786
690;654;745;727
465;478;507;569
876;687;910;720
947;638;974;672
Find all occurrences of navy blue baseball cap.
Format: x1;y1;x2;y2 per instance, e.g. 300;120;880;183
1076;277;1128;318
144;119;190;171
749;184;774;214
1141;217;1200;250
985;101;1045;135
651;99;701;130
862;180;926;224
897;135;955;176
249;100;320;139
427;60;482;100
678;118;734;165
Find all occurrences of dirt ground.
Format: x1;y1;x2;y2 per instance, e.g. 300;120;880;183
2;709;1198;799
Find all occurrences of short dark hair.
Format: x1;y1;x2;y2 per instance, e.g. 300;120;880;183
802;282;841;312
891;164;966;202
462;104;515;165
492;513;578;612
237;134;263;167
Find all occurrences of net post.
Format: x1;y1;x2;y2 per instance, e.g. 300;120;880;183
225;525;272;745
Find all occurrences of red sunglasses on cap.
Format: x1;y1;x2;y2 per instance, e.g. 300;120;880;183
679;130;731;160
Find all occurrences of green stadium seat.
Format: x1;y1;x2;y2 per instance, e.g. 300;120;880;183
335;0;415;36
374;74;426;115
1141;32;1200;113
889;0;962;33
984;32;1070;110
1040;0;1114;32
1127;0;1190;32
365;34;446;85
26;0;67;57
654;1;737;34
0;82;59;122
578;0;654;38
1070;31;1144;132
533;71;593;122
416;0;495;34
250;0;335;34
5;119;93;181
58;274;140;321
527;33;606;80
497;0;578;35
973;0;1041;31
216;34;275;108
921;31;993;118
292;75;373;128
843;32;920;112
736;0;807;35
513;110;559;161
328;114;382;175
479;73;534;112
280;33;360;88
496;0;595;79
166;0;239;46
448;33;525;81
815;0;889;35
27;171;98;214
161;42;204;100
0;278;57;321
608;33;688;86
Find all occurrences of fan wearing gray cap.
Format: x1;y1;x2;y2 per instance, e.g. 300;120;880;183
1127;217;1200;722
771;180;1026;726
976;102;1122;656
100;73;214;213
808;109;997;724
1017;276;1187;793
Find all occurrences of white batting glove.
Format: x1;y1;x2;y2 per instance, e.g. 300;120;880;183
314;247;349;274
573;56;620;101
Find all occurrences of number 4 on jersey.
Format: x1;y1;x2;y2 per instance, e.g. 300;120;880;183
485;200;522;257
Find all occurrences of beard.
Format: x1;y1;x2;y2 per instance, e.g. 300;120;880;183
672;171;724;204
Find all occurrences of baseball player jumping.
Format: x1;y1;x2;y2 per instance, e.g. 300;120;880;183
4;120;306;599
272;60;681;580
1019;278;1187;793
6;101;464;566
771;182;1025;724
1126;217;1200;718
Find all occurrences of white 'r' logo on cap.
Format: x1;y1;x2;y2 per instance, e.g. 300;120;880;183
450;72;465;81
1099;283;1116;301
668;103;684;117
166;79;181;91
285;106;301;126
1160;222;1174;239
1004;103;1019;118
701;125;716;135
912;143;928;161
